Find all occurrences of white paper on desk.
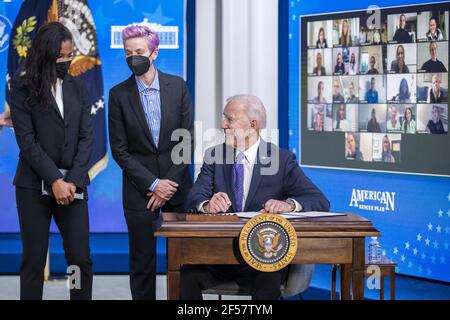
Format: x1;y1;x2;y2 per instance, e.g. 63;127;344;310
236;211;346;219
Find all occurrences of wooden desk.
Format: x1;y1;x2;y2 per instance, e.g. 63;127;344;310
155;212;380;300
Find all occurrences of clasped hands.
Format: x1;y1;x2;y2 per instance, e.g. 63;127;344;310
146;179;179;211
203;192;295;214
52;179;77;206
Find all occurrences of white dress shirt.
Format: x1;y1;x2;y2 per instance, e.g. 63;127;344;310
52;78;64;118
199;138;302;212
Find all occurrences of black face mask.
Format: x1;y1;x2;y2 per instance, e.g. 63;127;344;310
56;60;71;79
126;54;151;76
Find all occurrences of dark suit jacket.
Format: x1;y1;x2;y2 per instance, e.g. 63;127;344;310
108;70;194;211
186;141;330;213
9;75;93;190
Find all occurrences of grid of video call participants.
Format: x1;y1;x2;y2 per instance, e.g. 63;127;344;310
306;9;449;164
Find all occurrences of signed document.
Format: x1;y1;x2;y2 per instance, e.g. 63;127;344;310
236;211;346;219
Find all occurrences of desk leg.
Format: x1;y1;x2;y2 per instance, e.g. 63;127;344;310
167;271;180;300
390;268;396;300
167;238;182;300
352;238;365;300
380;276;385;300
331;265;337;300
340;264;351;300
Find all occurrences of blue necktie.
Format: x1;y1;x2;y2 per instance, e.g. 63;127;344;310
233;152;245;212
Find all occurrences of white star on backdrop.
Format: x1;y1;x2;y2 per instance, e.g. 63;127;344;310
393;247;398;255
447;209;450;218
405;241;410;250
433;241;439;248
91;98;105;115
408;261;413;268
438;209;443;217
401;255;406;262
445;227;450;234
143;4;174;25
382;250;386;256
416;233;422;241
428;223;433;231
436;225;442;233
421;252;426;259
431;256;436;263
413;248;418;255
447;193;450;201
425;238;431;246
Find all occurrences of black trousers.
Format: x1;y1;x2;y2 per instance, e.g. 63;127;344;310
124;202;183;300
180;265;288;300
16;187;92;300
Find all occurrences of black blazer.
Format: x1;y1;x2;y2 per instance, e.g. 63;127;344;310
186;140;330;213
108;70;194;211
9;75;93;190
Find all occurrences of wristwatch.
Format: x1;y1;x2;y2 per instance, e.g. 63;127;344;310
286;199;296;212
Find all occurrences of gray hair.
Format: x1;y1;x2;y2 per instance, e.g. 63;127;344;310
226;94;267;128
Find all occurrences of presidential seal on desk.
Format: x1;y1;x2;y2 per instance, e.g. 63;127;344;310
239;213;297;272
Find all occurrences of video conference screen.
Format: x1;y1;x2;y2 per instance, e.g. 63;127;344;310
300;2;450;176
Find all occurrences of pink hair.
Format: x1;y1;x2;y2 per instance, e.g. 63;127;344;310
122;25;159;51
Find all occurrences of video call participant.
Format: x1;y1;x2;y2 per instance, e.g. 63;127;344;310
339;19;352;47
348;52;357;75
313;111;324;131
367;55;380;74
334;52;345;75
390;45;409;73
367;108;381;132
401;107;416;133
366;77;379;103
426;17;444;41
372;29;382;44
387;106;401;131
313;81;327;104
420;41;447;73
426;105;447;134
334;104;350;131
381;135;396;163
430;74;445;103
346;81;359;103
312;52;326;76
181;95;330;300
393;78;411;103
346;133;364;160
332;79;345;103
393;14;413;43
316;27;329;48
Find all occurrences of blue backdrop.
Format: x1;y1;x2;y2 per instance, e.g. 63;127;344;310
289;0;449;282
0;0;185;232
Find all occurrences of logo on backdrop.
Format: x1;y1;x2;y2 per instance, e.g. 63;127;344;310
349;188;396;212
110;18;179;49
0;14;12;53
239;214;297;272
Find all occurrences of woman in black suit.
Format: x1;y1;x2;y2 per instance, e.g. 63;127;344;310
9;22;93;300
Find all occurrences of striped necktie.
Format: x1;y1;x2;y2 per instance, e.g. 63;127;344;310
233;152;245;212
